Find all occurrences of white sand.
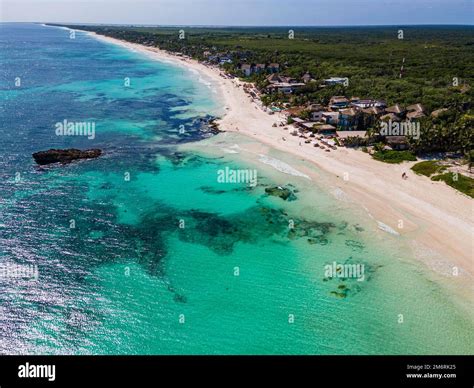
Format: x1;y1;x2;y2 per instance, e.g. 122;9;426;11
86;31;474;282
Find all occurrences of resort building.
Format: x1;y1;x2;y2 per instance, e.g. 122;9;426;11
329;96;350;110
285;106;306;118
324;77;347;85
406;103;426;120
291;117;307;129
322;112;340;125
241;64;253;76
336;130;367;139
308;104;325;121
266;74;305;93
380;112;400;121
407;103;424;113
351;99;386;109
219;57;233;65
351;99;374;109
267;74;287;84
385;136;409;150
268;63;280;73
315;124;337;135
255;64;266;73
338;108;362;131
385;104;406;118
361;106;383;128
267;83;305;94
407;110;426;120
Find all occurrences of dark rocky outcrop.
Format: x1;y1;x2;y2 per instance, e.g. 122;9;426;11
264;186;297;201
208;119;221;133
33;149;102;165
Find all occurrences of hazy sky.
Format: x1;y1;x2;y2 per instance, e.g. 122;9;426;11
1;0;473;26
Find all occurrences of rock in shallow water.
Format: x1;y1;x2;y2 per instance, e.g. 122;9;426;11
32;149;102;165
264;186;297;201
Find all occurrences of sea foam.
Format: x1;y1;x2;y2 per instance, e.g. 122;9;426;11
377;221;400;236
258;154;311;180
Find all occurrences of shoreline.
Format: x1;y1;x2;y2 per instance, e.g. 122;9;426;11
81;29;472;284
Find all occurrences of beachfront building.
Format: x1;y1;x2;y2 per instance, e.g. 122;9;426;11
361;106;383;128
314;124;337;135
385;104;406;119
267;73;285;84
301;122;318;131
266;74;305;93
351;99;374;109
322;112;339;125
291;117;322;133
324;77;347;86
350;98;387;109
219;58;233;65
268;63;280;73
385;136;409;150
241;64;253;76
285;106;306;117
407;110;425;120
407;103;424;113
291;117;307;129
255;64;266;73
267;74;301;85
267;83;302;93
308;104;325;121
329;96;349;110
406;103;426;120
380;112;399;122
338;108;362;131
336;130;367;139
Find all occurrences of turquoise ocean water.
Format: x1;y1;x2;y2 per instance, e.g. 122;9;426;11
0;23;472;355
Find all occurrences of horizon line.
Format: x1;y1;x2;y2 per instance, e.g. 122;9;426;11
2;22;473;28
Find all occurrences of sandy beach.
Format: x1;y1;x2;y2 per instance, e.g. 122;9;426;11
86;31;473;284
